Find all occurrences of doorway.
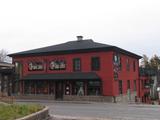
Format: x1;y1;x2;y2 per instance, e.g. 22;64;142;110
55;81;63;100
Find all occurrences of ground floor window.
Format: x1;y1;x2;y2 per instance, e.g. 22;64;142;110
22;80;102;96
87;81;101;95
24;80;54;95
72;81;84;96
36;81;48;94
119;80;123;94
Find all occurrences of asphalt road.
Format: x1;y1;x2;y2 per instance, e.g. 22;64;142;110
17;100;160;120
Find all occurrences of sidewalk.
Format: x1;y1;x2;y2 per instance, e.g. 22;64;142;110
15;99;92;104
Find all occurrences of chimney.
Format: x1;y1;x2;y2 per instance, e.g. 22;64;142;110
77;36;83;41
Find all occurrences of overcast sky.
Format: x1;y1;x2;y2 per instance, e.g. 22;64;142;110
0;0;160;58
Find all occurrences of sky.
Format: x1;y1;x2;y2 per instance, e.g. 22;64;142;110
0;0;160;58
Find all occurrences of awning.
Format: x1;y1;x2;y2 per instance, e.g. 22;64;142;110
22;72;100;81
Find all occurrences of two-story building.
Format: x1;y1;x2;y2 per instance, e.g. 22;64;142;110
9;36;141;102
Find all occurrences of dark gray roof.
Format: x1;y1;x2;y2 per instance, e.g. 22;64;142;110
9;39;141;59
22;72;100;80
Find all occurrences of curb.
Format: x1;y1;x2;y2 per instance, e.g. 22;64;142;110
16;99;92;104
51;115;111;120
16;106;49;120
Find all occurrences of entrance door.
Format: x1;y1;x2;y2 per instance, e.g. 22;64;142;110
55;81;63;100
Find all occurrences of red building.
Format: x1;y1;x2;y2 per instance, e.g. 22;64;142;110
9;36;141;102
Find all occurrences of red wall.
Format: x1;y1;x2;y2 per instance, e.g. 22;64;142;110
13;51;139;97
113;53;139;96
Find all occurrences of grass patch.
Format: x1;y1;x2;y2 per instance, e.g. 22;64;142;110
0;104;43;120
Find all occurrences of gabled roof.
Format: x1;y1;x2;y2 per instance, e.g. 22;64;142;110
9;39;141;59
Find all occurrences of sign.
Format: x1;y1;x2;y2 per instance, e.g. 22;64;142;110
50;60;66;70
28;62;44;71
113;53;121;80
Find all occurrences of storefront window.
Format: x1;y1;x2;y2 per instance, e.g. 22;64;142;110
72;81;84;95
49;81;54;95
24;81;35;94
88;81;101;95
36;81;48;94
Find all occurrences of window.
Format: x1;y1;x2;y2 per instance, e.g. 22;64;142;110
134;80;136;91
72;81;84;95
88;81;101;95
133;61;136;72
73;58;81;71
127;80;130;89
91;57;100;71
126;59;130;71
119;80;123;94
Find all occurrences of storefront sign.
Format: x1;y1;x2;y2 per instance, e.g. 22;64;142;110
28;62;44;71
50;60;66;70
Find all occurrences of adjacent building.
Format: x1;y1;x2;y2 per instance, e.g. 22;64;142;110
138;68;160;103
9;36;141;102
0;62;14;96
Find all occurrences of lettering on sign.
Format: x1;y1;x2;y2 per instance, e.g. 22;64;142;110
50;60;66;70
28;62;44;71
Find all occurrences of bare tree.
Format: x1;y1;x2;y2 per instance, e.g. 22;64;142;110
0;49;12;63
140;54;150;68
150;54;160;70
140;54;160;70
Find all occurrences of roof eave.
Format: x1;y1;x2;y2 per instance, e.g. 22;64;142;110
9;46;142;59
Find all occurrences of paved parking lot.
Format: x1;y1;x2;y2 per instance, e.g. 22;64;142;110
17;100;160;120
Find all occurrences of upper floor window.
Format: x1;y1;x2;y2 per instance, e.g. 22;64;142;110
126;58;130;71
91;57;100;71
73;58;81;71
133;61;136;72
